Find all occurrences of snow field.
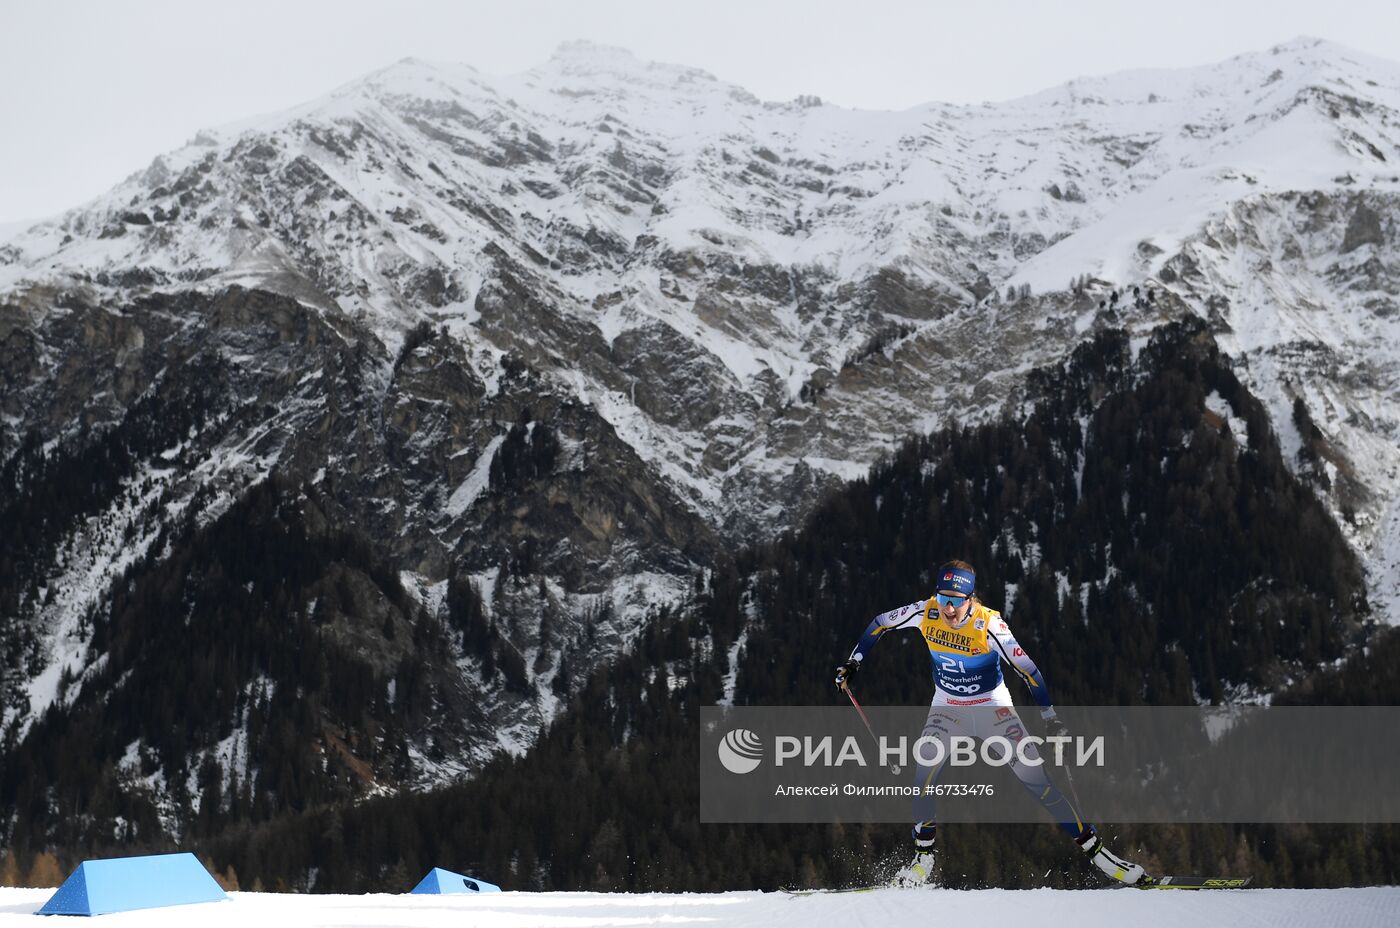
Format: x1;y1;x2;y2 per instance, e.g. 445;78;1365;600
1;886;1398;927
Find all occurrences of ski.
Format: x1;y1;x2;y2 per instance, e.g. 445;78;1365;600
1135;875;1252;890
784;874;1251;894
783;875;931;896
785;876;933;895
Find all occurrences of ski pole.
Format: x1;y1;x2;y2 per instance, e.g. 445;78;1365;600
1059;753;1086;814
1051;718;1088;826
841;682;901;775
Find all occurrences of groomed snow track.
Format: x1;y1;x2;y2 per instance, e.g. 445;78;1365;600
2;885;1397;926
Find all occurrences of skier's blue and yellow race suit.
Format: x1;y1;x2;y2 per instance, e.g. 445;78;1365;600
847;597;1088;839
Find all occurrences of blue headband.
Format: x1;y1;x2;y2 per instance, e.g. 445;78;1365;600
936;567;975;597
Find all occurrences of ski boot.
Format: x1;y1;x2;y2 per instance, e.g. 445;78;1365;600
893;823;937;887
1075;826;1147;886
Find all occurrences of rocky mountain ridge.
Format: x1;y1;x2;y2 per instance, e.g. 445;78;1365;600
1;37;1398;823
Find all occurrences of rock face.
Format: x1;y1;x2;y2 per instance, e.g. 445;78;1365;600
3;37;1400;832
1342;202;1384;253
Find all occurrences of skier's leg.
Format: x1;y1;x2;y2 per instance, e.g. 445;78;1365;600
895;705;965;886
987;706;1088;838
909;706;960;838
988;708;1145;884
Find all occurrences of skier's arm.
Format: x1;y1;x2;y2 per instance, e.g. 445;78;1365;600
847;600;926;665
987;614;1055;711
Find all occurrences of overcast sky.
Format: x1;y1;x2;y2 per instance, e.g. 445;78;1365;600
4;0;1400;223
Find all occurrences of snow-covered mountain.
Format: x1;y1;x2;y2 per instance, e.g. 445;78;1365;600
2;37;1398;823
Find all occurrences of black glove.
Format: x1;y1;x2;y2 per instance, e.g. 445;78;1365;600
834;659;858;690
1042;710;1070;740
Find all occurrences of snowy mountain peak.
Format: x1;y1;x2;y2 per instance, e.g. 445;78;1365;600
1019;35;1398;112
1;37;1398;639
523;39;728;106
541;39;712;80
1265;35;1382;66
547;39;641;65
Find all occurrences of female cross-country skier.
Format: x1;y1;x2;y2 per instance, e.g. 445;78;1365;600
834;559;1145;887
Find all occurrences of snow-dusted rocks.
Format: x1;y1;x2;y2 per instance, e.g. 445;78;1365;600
3;36;1400;816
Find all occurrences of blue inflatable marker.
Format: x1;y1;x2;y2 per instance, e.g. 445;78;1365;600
36;852;227;916
410;867;502;894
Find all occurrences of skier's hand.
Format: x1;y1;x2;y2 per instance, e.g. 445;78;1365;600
1042;709;1070;740
834;659;858;690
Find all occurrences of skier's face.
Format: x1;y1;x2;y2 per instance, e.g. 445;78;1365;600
936;593;970;624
